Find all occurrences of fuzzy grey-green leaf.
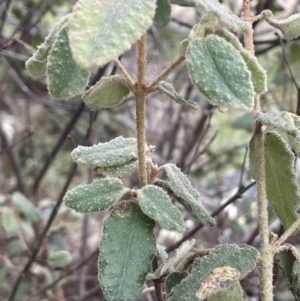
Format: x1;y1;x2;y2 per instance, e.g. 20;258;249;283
166;244;258;301
162;164;216;225
186;35;254;111
193;0;250;33
95;160;138;177
215;29;267;95
276;244;300;300
26;15;70;77
48;250;72;267
68;0;156;69
71;136;137;168
263;10;300;41
137;185;185;232
47;24;90;99
249;132;300;229
99;202;156;301
254;112;297;135
83;75;130;108
64;178;128;213
2;208;18;234
158;81;198;110
154;0;171;26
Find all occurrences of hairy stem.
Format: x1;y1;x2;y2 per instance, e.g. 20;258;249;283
242;1;273;300
147;54;185;92
274;217;300;248
135;34;148;187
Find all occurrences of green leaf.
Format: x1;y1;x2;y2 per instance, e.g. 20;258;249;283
2;208;18;234
95;160;138;177
162;164;216;225
166;244;258;301
12;192;40;222
262;10;300;41
71;136;137;168
99;202;156;301
48;250;72;267
254;112;297;135
158;81;198;110
47;24;90;99
68;0;156;69
137;185;185;232
166;272;188;294
193;0;250;33
249;132;300;229
276;244;300;300
186;35;254;111
154;0;171;26
215;29;267;95
64;178;129;213
147;240;195;280
26;15;70;77
83;75;130;108
208;281;244;301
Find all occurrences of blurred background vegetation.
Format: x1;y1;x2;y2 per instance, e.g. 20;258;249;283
0;0;300;300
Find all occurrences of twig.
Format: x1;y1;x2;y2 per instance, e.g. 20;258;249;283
152;257;164;301
114;58;135;88
147;54;185;92
0;0;12;41
135;34;148;187
274;218;300;248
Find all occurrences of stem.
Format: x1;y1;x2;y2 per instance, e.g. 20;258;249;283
147;54;185;92
114;58;135;88
242;1;273;300
135;34;148;187
274;217;300;248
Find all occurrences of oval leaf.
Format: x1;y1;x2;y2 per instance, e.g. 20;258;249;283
26;15;70;77
48;250;72;267
162;164;216;226
215;29;267;95
83;75;130;108
99;202;156;301
47;24;90;99
249;132;300;229
158;81;198;110
64;178;128;213
166;244;258;301
186;35;254;111
68;0;156;69
137;185;186;232
71;136;137;168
